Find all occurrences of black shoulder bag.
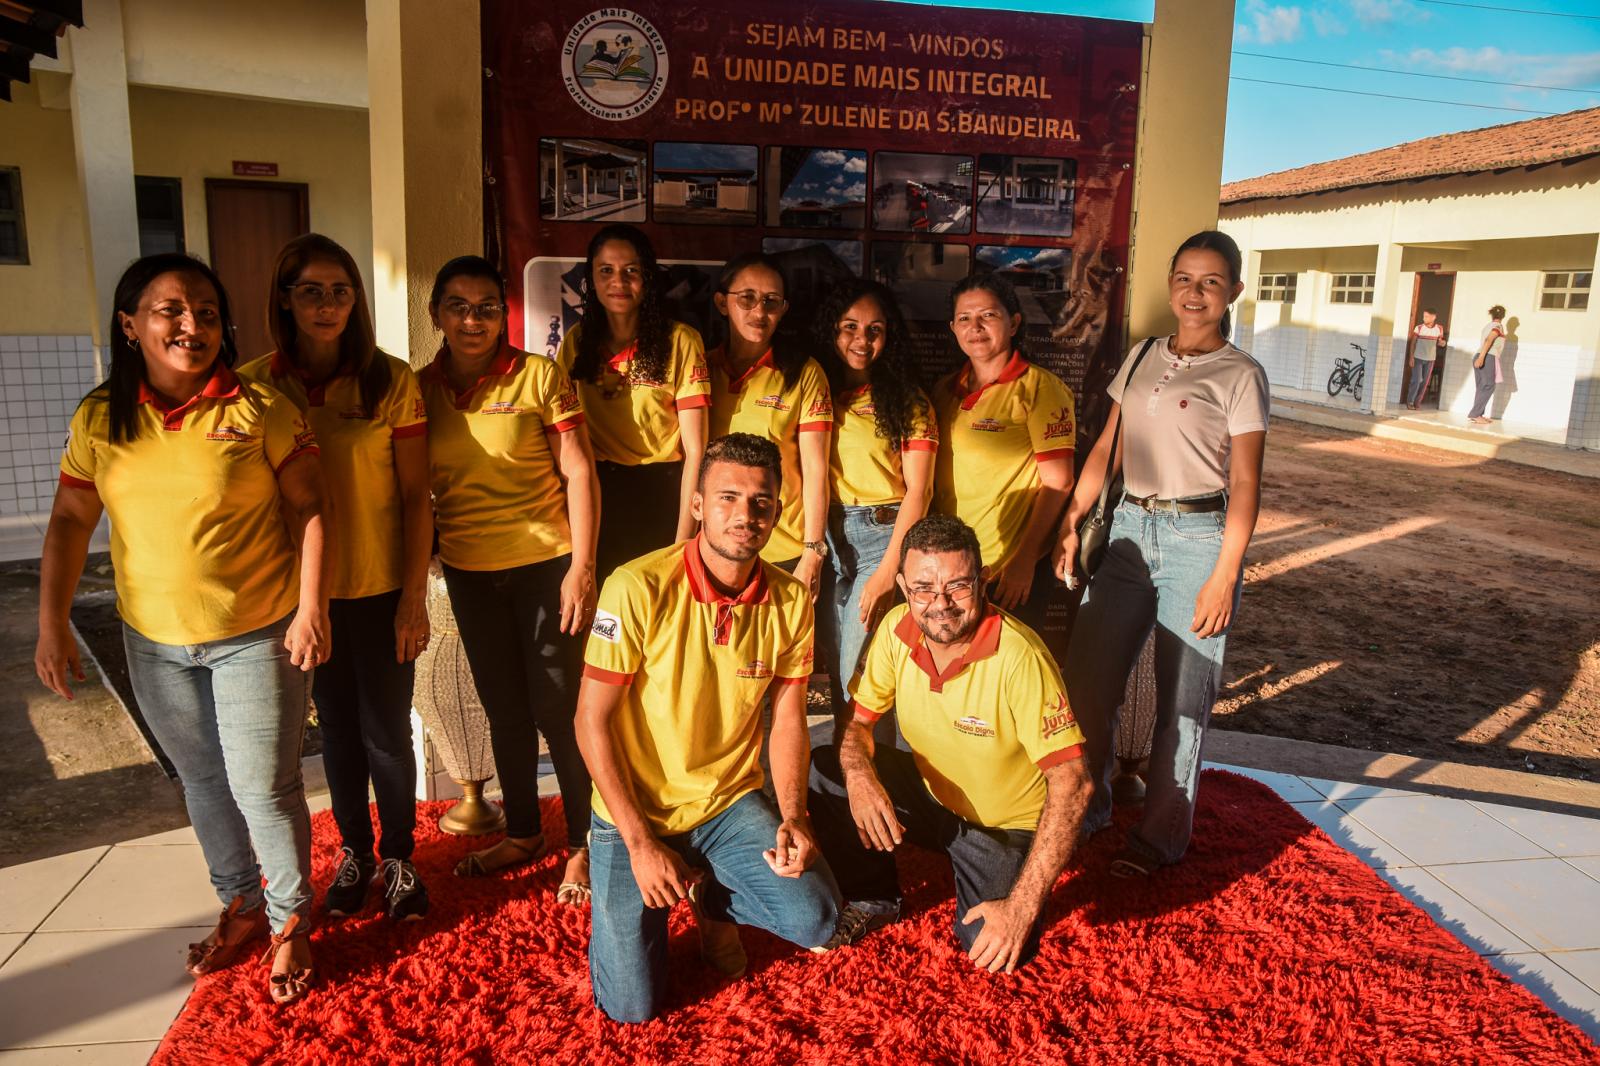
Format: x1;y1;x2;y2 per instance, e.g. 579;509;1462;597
1074;337;1158;582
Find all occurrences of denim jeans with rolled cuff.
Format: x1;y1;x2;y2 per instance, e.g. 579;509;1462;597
122;613;314;932
1065;498;1241;866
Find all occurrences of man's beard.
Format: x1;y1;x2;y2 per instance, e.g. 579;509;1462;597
704;527;761;564
919;604;981;646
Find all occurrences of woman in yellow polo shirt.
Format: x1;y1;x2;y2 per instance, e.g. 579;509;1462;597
35;253;329;1005
932;273;1075;634
239;234;433;923
420;255;599;903
557;224;709;582
811;279;936;732
707;252;833;597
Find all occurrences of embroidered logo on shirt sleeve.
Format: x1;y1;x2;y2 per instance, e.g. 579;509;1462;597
590;609;622;643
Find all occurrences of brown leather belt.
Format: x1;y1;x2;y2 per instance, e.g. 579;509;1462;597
1124;492;1225;514
871;505;899;525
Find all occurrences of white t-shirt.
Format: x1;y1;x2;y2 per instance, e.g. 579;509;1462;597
1412;323;1443;361
1106;336;1270;500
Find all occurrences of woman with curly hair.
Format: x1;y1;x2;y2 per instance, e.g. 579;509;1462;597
812;279;936;729
558;225;710;581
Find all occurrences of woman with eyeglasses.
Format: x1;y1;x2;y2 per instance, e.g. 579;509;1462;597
238;233;432;922
1051;230;1268;877
36;253;328;1004
812;279;936;732
557;225;709;582
932;273;1075;635
419;255;599;904
707;252;833;596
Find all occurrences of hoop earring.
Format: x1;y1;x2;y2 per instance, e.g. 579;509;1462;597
125;336;138;350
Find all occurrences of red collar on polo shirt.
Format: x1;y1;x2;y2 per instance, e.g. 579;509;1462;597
954;351;1029;411
683;535;770;606
137;362;242;431
268;349;354;406
424;339;522;409
893;606;1003;693
709;345;775;393
606;341;637;371
837;382;870;402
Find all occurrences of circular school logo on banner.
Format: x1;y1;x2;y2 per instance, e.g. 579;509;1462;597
562;10;669;122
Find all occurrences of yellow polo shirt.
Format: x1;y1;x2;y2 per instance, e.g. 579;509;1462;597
583;537;814;834
59;365;317;646
555;321;710;466
932;352;1075;570
707;347;833;562
419;343;586;571
853;604;1084;831
238;351;426;600
830;384;939;507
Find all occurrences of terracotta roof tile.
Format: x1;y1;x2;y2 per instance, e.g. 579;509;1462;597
1221;106;1600;205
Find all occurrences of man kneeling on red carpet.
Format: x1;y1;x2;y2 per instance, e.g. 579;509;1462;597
575;433;841;1023
808;514;1091;972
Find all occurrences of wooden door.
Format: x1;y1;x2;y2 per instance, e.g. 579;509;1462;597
205;180;309;361
1402;271;1456;410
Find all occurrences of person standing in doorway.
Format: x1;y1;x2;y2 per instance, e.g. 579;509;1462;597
1469;305;1506;424
1405;308;1444;410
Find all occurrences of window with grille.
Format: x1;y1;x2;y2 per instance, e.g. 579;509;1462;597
1539;270;1591;310
1257;273;1296;302
0;167;27;265
1330;273;1376;304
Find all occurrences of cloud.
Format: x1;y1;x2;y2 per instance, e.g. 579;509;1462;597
1350;0;1418;27
812;149;848;167
1388;46;1600;90
844;155;867;173
1235;2;1303;46
1309;7;1346;36
839;181;866;200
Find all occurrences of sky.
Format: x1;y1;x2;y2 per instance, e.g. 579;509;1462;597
779;149;869;209
893;0;1600;183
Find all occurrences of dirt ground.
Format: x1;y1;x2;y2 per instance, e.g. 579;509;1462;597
1216;419;1600;782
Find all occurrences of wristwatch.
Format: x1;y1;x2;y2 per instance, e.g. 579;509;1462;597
803;540;830;559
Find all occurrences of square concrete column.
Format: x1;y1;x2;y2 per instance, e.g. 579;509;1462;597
66;0;141;377
366;0;483;369
1364;240;1406;416
1562;240;1600;450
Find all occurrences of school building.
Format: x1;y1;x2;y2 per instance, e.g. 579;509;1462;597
1219;107;1600;451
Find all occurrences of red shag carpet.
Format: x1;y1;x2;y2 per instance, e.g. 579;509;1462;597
154;772;1598;1064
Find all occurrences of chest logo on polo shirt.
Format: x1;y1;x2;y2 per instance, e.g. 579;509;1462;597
481;401;524;415
1043;406;1075;440
969;417;1005;433
205;426;255;442
755;394;789;411
1042;693;1078;739
953;714;996;737
856;401;877;416
735;659;774;679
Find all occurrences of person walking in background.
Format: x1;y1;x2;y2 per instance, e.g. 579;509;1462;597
420;255;598;904
1052;230;1268;878
558;224;710;582
811;279;936;734
1469;305;1507;424
240;234;433;922
1405;307;1444;410
35;253;329;1004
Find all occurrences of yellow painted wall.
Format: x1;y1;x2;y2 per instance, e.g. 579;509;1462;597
127;86;374;291
0;79;93;336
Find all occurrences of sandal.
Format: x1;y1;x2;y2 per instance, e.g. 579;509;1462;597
185;895;268;977
556;847;591;907
259;913;314;1006
454;834;547;878
1109;848;1158;879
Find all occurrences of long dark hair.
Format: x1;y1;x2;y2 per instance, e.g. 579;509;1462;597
948;271;1027;356
1169;229;1243;340
812;279;924;450
269;233;391;418
713;252;806;391
106;253;239;443
570;224;672;385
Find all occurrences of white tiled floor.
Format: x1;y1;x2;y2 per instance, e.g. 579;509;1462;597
0;761;1596;1060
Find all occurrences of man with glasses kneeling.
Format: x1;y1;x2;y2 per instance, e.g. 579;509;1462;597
808;514;1091;973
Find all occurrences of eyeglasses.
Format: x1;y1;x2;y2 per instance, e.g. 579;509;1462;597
904;580;978;606
439;299;506;321
285;283;357;307
725;290;788;314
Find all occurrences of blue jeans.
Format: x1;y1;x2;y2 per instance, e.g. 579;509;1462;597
1064;499;1241;865
1406;358;1435;406
588;791;841;1023
823;504;899;732
123;614;314;931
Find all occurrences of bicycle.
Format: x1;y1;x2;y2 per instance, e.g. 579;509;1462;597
1327;342;1365;403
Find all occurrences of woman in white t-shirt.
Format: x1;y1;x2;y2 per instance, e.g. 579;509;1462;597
1052;230;1269;876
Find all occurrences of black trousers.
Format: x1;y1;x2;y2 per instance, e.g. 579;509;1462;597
596;460;684;587
313;589;417;862
808;743;1044;965
442;555;590;848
